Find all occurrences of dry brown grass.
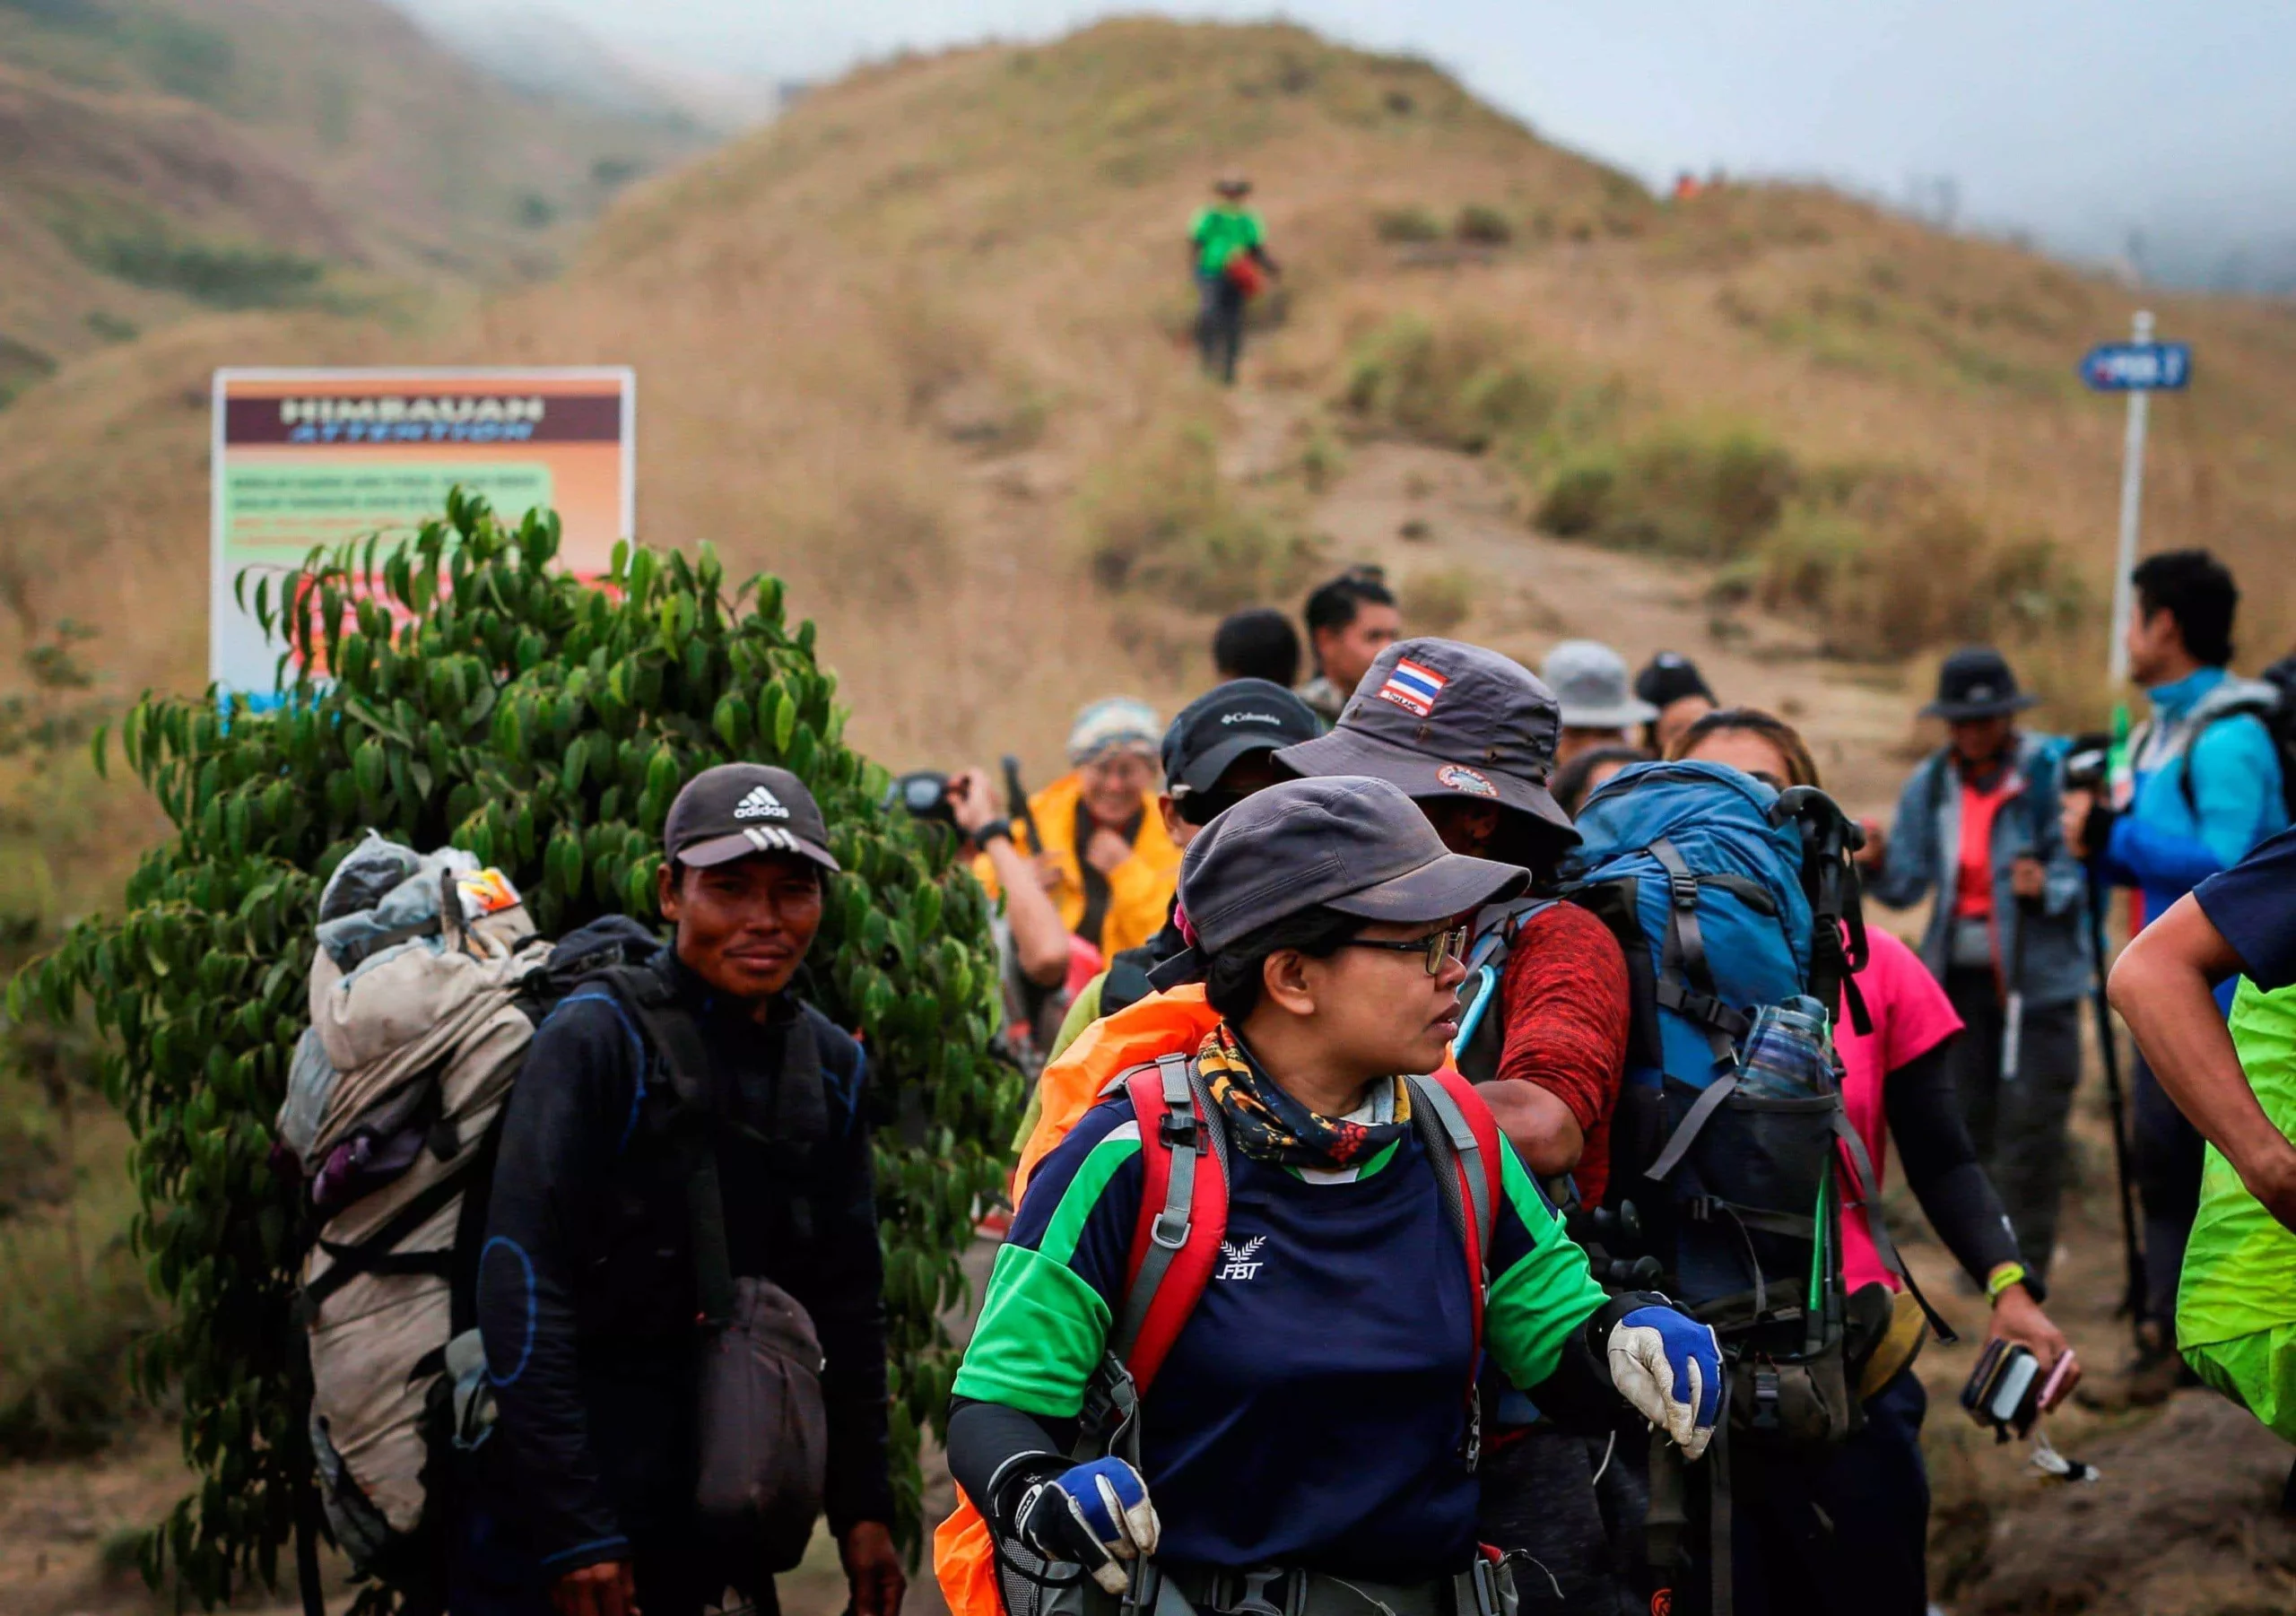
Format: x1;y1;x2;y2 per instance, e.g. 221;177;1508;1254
3;16;2294;894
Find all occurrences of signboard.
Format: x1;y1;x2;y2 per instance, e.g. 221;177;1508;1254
2079;341;2192;392
210;367;635;701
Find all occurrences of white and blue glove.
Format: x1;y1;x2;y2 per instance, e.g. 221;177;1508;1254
1608;1306;1724;1461
1012;1456;1161;1594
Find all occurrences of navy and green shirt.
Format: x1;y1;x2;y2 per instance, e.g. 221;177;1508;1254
953;1093;1608;1581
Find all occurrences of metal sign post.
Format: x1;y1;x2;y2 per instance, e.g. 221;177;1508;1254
2080;313;2192;685
2107;311;2153;687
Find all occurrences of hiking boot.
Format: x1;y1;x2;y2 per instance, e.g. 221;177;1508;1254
2075;1323;2188;1412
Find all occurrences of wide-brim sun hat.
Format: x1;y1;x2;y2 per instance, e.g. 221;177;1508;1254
1274;638;1578;840
1920;646;2039;722
1544;639;1660;729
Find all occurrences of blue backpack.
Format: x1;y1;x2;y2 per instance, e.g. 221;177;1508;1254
1561;762;1954;1446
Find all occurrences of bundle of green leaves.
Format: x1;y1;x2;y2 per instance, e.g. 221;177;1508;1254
9;491;1019;1607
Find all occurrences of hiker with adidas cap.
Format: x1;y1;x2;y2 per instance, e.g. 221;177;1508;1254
1274;638;1644;1612
467;763;903;1616
980;697;1181;965
1543;641;1659;770
1664;708;2077;1616
933;775;1722;1616
1857;647;2092;1288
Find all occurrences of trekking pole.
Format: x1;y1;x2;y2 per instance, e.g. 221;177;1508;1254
2001;857;2036;1082
2083;870;2147;1332
1001;755;1043;856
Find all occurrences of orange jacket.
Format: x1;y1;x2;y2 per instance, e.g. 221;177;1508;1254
935;986;1222;1616
972;770;1180;959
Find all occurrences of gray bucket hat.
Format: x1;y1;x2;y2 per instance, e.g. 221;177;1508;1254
1274;637;1578;838
1544;639;1659;730
1171;775;1526;965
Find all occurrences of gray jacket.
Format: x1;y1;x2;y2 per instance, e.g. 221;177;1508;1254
1865;732;2093;1007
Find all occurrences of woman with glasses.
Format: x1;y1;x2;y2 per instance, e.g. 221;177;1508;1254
1667;708;2077;1616
938;776;1724;1616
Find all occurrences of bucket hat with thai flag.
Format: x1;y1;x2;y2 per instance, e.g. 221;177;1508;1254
1274;637;1577;840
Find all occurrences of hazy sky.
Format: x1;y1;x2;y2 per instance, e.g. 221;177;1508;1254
414;0;2296;285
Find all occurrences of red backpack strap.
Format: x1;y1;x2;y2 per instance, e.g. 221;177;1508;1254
1110;1054;1229;1395
1406;1071;1505;1350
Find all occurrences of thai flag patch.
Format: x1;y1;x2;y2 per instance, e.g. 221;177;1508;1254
1376;657;1449;717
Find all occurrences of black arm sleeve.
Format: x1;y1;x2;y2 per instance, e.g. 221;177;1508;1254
804;1046;896;1534
1883;1038;2033;1297
475;1000;638;1573
946;1396;1080;1533
1520;1294;1666;1437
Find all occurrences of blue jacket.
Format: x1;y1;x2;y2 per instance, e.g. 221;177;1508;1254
2102;666;2290;930
1866;731;2092;1007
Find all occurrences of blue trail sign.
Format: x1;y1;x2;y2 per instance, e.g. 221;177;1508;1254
2081;341;2192;392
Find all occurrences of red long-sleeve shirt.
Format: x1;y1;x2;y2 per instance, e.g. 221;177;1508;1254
1492;902;1631;1206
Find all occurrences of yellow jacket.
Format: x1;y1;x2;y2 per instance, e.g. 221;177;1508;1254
973;770;1179;960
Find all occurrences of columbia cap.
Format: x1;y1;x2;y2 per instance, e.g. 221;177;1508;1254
1176;776;1526;958
1920;646;2038;722
1544;639;1659;730
1162;679;1321;795
1274;637;1578;838
664;763;839;873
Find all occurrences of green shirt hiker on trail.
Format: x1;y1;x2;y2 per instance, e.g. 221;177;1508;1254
1191;204;1264;277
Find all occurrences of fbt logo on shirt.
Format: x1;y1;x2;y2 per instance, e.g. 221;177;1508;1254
1217;1236;1267;1281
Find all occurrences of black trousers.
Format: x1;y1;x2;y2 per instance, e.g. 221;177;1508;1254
2133;1046;2207;1328
1942;968;2083;1282
1676;1370;1931;1616
1477;1427;1643;1615
1196;274;1246;383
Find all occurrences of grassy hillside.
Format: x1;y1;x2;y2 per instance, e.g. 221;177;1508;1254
5;17;2296;861
0;0;710;389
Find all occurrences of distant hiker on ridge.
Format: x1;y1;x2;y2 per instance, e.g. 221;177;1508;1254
1191;176;1280;384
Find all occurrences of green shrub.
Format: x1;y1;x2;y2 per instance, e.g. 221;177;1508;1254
1081;417;1322;611
1400;567;1481;636
1455;204;1512;246
87;231;324;308
12;495;1018;1604
1342;315;1555;453
0;1218;154;1459
1535;428;1794;560
1372;205;1443;243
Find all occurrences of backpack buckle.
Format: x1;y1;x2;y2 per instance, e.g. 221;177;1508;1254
1667;870;1699;910
1160;1111;1199;1150
1751;1364;1782;1431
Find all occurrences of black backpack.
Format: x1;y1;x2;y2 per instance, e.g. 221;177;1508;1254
2166;666;2296;824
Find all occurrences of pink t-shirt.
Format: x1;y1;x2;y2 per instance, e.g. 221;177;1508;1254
1835;928;1964;1290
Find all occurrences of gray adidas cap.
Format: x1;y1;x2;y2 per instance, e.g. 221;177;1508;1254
1544;639;1659;730
1274;637;1578;838
1176;775;1527;958
664;763;840;873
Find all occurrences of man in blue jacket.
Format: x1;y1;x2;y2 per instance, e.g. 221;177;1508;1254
1861;647;2090;1284
2064;550;2290;1403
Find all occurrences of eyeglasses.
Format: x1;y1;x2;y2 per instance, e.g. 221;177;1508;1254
1338;924;1471;977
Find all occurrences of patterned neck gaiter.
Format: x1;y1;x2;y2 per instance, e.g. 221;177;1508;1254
1195;1022;1413;1170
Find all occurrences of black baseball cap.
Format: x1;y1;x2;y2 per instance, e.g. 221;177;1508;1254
1634;650;1715;711
1160;775;1526;978
1275;637;1578;840
1162;679;1321;796
664;763;839;873
1921;647;2038;722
